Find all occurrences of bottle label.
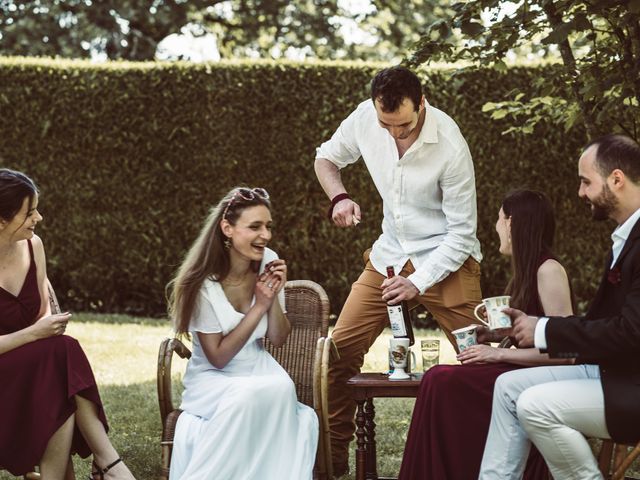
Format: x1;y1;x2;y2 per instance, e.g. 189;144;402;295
387;304;407;337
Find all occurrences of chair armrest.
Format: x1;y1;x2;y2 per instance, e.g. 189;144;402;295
157;337;191;426
319;336;338;478
313;338;328;478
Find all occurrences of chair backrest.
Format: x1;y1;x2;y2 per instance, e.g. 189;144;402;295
264;280;330;408
47;279;61;314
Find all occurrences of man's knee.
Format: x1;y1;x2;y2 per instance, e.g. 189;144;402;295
516;387;551;433
493;370;524;409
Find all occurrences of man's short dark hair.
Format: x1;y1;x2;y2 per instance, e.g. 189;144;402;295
370;66;423;113
586;134;640;183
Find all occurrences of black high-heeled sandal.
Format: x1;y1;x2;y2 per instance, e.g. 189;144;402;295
89;458;122;480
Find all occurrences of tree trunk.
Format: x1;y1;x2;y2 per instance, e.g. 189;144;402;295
542;0;597;140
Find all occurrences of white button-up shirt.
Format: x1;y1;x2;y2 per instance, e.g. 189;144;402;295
316;99;482;293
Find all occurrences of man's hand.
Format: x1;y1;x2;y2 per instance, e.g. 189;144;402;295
475;325;508;344
381;276;419;303
332;198;361;228
504;307;539;348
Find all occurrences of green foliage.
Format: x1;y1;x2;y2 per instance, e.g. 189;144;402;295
409;0;640;141
0;0;451;62
0;58;611;317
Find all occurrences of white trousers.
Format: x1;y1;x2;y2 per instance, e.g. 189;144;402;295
479;364;610;480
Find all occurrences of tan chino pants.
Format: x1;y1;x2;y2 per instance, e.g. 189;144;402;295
329;251;482;472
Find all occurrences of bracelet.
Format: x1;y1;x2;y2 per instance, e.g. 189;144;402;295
327;193;351;219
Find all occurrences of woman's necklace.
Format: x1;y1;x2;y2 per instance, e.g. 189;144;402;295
223;272;249;287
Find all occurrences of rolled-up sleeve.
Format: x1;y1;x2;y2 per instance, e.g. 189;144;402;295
408;144;478;293
315;109;362;169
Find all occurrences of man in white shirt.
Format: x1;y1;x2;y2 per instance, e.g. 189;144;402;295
479;134;640;480
314;66;483;475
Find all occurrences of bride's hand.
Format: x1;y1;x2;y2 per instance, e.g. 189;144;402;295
264;259;287;293
254;272;282;310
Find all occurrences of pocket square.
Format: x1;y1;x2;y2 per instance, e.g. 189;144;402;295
607;267;621;285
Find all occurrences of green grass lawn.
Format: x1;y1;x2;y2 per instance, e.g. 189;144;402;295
1;314;637;479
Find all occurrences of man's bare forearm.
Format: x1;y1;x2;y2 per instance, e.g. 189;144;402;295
314;158;347;199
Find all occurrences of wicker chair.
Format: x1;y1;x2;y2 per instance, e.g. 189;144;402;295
157;279;338;480
597;439;640;479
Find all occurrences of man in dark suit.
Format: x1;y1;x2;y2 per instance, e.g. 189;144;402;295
479;134;640;479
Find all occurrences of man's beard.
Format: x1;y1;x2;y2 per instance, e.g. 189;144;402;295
590;184;618;221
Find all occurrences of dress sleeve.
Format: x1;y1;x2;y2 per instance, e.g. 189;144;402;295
189;291;223;334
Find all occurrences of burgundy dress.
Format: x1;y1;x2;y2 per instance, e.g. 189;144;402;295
398;257;557;480
0;240;108;475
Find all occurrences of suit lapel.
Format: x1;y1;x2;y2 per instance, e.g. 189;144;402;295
590;251;613;312
611;216;640;270
588;218;640;316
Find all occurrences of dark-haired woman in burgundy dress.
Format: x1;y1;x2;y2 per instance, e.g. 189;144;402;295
399;190;575;480
0;169;136;480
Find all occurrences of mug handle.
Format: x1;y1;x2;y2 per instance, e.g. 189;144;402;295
473;304;490;326
407;350;417;373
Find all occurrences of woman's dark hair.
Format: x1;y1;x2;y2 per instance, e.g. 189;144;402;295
502;189;556;311
0;169;38;223
168;187;272;336
370;66;423;113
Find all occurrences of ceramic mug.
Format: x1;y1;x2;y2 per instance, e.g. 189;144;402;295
451;325;479;352
474;295;512;330
388;345;417;373
388;338;411;380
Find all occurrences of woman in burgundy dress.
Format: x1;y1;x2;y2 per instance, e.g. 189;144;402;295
0;169;135;480
398;190;575;480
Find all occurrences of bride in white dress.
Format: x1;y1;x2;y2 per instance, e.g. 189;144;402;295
167;187;318;480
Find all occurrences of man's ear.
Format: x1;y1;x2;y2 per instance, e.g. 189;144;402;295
610;169;625;189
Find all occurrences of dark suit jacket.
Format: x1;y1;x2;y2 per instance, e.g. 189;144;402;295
546;217;640;444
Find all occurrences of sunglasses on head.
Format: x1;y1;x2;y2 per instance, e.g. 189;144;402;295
223;187;270;220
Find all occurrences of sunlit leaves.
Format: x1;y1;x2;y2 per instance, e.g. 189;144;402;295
408;0;640;141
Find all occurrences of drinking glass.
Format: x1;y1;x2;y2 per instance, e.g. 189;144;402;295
421;339;440;371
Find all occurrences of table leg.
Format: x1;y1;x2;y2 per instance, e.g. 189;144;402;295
364;398;378;479
355;399;367;480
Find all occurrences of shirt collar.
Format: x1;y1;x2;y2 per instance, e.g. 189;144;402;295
612;207;640;244
417;101;438;145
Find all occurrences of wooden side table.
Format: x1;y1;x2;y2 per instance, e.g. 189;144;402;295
346;372;423;480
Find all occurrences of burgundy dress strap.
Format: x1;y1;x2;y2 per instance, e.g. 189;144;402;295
0;239;40;334
26;238;34;260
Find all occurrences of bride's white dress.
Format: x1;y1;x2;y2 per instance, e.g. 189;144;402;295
169;249;319;480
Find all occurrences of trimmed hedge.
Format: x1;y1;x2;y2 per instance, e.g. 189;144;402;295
0;57;610;316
